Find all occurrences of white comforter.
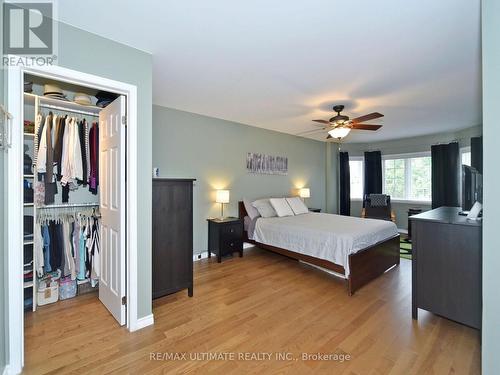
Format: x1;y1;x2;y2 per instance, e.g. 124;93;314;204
252;213;398;277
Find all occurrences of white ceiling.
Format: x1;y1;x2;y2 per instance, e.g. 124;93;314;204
58;0;481;143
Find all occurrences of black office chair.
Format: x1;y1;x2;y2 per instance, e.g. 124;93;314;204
361;194;395;222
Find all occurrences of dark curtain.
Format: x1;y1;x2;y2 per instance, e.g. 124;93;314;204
364;151;382;200
431;142;460;209
339;152;350;216
471;136;483;173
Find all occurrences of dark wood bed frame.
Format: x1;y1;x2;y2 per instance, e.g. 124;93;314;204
238;201;400;295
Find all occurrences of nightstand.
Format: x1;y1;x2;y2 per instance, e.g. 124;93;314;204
308;208;321;213
207;217;243;263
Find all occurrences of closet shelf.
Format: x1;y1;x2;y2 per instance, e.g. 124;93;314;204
24;281;33;289
24;93;101;116
24;203;34;207
24;174;34;178
24;240;34;246
24;133;35;137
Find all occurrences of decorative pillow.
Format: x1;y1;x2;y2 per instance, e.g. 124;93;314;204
286;197;309;215
269;198;294;217
251;198;277;218
243;198;260;220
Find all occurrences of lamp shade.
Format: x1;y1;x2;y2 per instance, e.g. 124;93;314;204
328;127;351;139
299;188;310;198
216;189;230;204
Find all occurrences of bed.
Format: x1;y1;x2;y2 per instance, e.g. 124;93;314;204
239;201;400;295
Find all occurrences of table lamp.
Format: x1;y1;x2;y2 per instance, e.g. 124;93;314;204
299;188;310;206
216;189;230;219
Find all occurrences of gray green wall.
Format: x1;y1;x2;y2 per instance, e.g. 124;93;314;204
482;1;499;373
152;105;327;254
55;22;153;319
341;125;482;229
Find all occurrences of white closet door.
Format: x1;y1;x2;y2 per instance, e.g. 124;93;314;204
99;95;126;325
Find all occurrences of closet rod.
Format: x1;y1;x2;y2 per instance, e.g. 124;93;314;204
39;103;100;117
38;202;99;209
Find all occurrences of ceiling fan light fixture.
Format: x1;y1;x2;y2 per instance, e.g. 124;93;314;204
328;127;351;139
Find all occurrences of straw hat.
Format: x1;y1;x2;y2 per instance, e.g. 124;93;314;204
73;93;92;106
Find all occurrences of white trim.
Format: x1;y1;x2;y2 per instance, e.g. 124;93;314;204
348;155;364;161
6;64;24;375
350;197;431;205
130;314;154;332
390;199;432;205
398;229;409;234
2;365;11;375
381;151;431;160
5;61;146;373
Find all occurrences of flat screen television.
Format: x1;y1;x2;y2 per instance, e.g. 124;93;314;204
462;165;482;211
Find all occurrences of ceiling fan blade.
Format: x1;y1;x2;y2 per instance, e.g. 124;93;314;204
350;124;383;131
296;128;327;136
351;112;384;123
312;119;331;125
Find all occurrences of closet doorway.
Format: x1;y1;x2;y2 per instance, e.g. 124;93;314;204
6;63;140;374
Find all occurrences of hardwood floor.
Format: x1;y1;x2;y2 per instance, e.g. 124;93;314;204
23;247;480;374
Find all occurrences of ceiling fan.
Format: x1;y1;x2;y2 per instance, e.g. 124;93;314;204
301;105;384;140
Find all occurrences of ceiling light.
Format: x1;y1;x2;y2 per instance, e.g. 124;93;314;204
328;127;351;139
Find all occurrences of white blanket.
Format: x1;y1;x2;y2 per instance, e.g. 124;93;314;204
253;213;398;277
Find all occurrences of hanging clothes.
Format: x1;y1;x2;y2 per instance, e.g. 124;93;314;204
88;217;100;287
62;221;76;280
53;115;67;179
61;117;84;188
42;225;52;273
89;122;99;194
33;113;44;168
78;119;88;185
34;225;44;277
77;224;87;281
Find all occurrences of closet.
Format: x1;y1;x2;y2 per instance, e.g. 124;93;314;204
22;73;127;325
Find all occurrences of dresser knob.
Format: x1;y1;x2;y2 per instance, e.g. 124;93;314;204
230;242;234;246
230;228;234;233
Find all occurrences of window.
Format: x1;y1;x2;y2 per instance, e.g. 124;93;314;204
383;153;431;202
384;159;406;199
409;156;431;201
461;147;471;166
349;159;364;199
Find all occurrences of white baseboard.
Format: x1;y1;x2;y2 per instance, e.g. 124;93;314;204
193;251;209;261
130;314;154;332
398;229;408;234
193;243;253;262
2;364;18;375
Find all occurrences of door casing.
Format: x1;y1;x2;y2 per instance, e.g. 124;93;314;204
5;61;147;374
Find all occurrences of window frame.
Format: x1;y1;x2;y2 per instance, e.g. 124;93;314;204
381;151;432;204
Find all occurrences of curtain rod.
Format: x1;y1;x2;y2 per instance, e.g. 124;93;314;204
38;202;99;209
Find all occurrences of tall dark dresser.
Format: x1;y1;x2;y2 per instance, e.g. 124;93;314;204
152;178;195;299
410;206;482;329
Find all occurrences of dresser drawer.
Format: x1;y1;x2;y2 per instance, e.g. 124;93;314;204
221;239;243;255
221;223;242;239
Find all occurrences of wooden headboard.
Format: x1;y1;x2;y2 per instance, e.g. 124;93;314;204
238;201;248;220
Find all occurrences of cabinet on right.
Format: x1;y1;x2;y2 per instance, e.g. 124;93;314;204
410;206;482;329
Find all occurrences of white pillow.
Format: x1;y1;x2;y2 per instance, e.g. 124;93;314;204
286;197;309;215
243;198;260;220
269;198;295;217
251;199;277;218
